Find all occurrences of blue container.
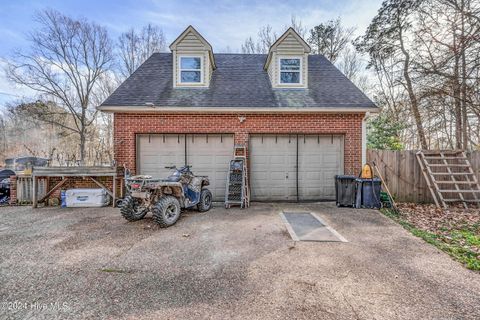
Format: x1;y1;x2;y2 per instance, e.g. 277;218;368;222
60;190;67;207
355;178;382;209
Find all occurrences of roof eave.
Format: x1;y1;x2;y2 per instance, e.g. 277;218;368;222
97;105;379;114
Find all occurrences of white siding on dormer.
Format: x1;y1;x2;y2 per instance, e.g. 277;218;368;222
171;27;214;88
176;31;206;51
267;52;276;86
276;34;306;54
265;28;310;89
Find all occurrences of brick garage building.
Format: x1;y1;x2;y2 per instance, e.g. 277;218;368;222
99;26;377;202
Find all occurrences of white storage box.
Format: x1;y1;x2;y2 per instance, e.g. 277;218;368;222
65;188;110;208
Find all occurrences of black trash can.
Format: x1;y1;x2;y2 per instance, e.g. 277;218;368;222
355;178;382;209
0;169;14;204
335;175;357;207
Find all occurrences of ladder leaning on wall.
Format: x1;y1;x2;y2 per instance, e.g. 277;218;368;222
225;145;250;208
416;150;480;209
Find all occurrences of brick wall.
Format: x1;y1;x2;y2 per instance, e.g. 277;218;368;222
8;176;123;205
9;176;16;205
114;112;364;175
45;177;115;199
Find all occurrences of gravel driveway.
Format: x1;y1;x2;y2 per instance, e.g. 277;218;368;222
0;203;479;319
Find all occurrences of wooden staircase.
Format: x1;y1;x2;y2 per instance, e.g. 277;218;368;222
416;150;480;209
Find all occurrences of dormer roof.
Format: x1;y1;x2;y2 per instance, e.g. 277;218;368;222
169;25;216;69
264;27;311;70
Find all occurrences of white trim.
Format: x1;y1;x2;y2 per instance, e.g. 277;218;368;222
278;212;300;241
97;105;379;114
178;55;203;85
278;56;303;86
169;26;212;51
310;212;348;243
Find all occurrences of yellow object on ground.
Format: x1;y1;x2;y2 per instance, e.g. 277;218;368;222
360;164;373;179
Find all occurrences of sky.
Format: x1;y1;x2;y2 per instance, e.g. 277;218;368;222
0;0;383;107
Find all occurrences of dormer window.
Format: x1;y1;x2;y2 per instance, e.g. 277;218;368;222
170;26;215;88
279;57;301;84
180;56;202;83
264;28;310;88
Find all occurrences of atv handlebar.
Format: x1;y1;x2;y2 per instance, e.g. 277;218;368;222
165;165;192;171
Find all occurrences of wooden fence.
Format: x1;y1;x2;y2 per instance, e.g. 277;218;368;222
367;150;480;203
15;175;47;203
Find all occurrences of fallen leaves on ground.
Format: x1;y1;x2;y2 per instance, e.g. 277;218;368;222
397;203;479;235
394;203;480;269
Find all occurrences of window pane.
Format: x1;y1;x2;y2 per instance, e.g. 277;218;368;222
280;59;300;71
181;57;201;70
181;71;201;83
280;72;300;83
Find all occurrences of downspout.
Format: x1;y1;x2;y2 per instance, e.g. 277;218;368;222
362;112;371;165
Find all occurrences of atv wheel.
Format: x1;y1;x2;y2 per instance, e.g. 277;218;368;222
120;196;148;221
152;196;181;227
197;189;213;212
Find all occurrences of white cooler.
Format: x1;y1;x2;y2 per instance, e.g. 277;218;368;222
65;188;110;207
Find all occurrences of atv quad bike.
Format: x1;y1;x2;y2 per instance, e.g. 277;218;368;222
120;166;213;227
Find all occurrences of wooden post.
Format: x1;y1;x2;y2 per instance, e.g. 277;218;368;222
32;176;37;208
112;175;116;208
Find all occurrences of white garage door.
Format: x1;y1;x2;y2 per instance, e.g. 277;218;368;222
137;134;186;179
186;134;233;201
137;134;233;201
250;135;344;201
298;135;344;200
250;135;297;201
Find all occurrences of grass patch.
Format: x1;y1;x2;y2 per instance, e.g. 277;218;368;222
381;208;480;271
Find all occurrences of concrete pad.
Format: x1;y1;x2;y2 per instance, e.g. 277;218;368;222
281;211;347;242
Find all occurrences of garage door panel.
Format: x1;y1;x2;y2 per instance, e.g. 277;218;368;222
187;134;233;201
251;135;344;201
137;134;233;202
250;135;297;201
298;135;343;201
137;134;186;178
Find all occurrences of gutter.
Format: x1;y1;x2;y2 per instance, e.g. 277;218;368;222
362;112;371;165
97;105;380;114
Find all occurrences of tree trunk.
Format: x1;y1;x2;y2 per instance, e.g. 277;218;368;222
398;27;428;150
79;131;86;164
79;106;87;163
453;41;463;149
460;0;468;149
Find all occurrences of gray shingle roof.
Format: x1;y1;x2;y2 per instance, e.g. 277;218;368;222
100;53;376;109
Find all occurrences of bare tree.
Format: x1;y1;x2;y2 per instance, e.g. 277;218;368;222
287;15;308;38
241;37;259;54
308;18;356;63
339;48;362;79
357;0;429;150
241;16;307;54
257;25;278;53
6;9;114;162
414;0;480;149
0;113;7;159
118;24;166;78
